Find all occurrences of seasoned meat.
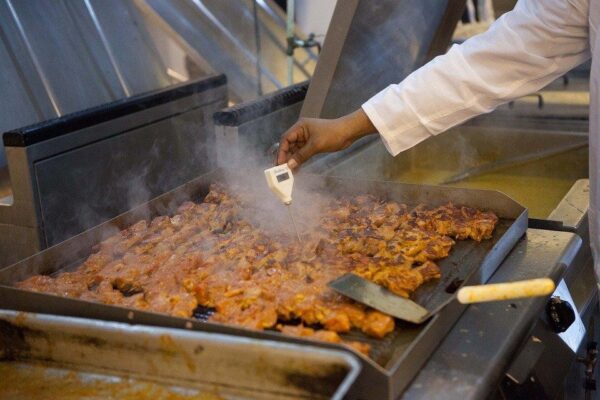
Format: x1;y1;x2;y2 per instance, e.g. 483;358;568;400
410;203;498;241
276;323;371;355
16;184;498;356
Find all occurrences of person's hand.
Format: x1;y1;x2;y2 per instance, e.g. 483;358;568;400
276;108;376;169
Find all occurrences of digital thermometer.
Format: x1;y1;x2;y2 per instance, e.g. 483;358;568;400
264;164;294;205
264;164;301;242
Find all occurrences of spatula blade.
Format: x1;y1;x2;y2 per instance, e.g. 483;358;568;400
328;273;431;324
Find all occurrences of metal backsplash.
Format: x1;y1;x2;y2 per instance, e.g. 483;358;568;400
302;0;465;118
0;0;211;166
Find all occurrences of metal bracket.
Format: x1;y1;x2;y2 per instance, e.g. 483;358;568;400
508;93;545;109
286;32;322;56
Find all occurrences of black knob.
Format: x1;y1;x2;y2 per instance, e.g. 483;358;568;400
546;296;576;333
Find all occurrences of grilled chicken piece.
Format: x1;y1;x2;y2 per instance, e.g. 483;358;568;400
17;273;89;298
354;260;441;298
15;185;497;352
276;324;371;355
411;203;499;241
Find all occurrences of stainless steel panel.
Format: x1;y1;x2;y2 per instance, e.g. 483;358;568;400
0;224;40;267
0;76;227;265
0;310;361;400
1;0;185;116
5;0;116;115
0;2;58;165
139;0;267;102
0;0;206;168
301;0;465;118
549;179;590;231
402;229;582;400
34;109;214;247
0;30;47;137
547;179;595;317
81;0;173;94
138;0;317;102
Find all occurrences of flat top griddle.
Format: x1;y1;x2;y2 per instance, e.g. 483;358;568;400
0;168;527;399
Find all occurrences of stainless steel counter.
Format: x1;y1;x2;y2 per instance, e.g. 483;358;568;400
403;228;584;399
0;309;361;400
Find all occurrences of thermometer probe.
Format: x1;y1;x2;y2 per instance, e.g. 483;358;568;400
264;164;302;242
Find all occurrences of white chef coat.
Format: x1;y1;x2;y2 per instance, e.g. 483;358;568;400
362;0;600;275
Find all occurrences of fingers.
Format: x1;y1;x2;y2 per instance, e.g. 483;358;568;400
276;125;295;165
277;122;308;165
288;139;315;170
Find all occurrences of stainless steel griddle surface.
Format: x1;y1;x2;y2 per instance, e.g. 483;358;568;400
0;169;527;399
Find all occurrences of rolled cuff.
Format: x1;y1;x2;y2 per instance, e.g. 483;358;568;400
362;90;432;157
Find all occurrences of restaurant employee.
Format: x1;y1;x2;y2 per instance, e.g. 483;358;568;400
277;0;600;278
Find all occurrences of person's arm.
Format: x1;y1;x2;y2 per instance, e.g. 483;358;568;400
364;0;590;155
278;0;590;167
276;109;376;169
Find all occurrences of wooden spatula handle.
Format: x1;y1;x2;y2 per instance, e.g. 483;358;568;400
457;278;555;304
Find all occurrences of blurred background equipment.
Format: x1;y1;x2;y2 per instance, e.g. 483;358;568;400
136;0;319;102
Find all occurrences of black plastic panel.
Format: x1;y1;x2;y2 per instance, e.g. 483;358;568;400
214;81;308;127
4;74;227;147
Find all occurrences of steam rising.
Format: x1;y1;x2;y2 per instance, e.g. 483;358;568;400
76;97;335;252
219;147;335;242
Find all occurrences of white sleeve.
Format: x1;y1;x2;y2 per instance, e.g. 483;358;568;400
362;0;590;156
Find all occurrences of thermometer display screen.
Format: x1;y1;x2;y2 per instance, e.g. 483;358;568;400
276;173;290;182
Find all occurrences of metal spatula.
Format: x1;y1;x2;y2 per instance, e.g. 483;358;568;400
328;274;555;324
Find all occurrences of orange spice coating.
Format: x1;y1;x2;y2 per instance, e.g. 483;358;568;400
16;184;497;355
